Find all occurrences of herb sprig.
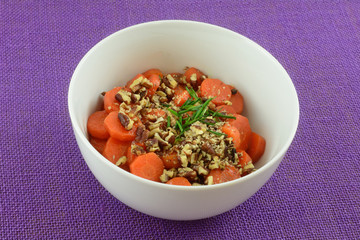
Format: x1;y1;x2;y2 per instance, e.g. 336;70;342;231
167;87;235;139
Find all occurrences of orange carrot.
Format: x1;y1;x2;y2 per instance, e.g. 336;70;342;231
142;68;163;79
246;132;266;163
166;177;191;186
89;137;107;154
147;108;167;118
215;105;236;115
199;78;231;106
173;85;190;106
221;123;241;151
102;137;131;169
227;114;252;151
104;87;122;113
161;151;181;169
87;110;110;139
237;150;252;168
228;85;244;114
146;74;161;97
207;165;240;184
130;152;165;182
184;67;206;86
103;111;137;141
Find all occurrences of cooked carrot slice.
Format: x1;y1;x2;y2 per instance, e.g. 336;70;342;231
166;177;191;186
199;78;231;106
161;151;181;169
215;105;236;115
103;111;137;141
227;114;252;151
102;137;131;169
87;110;110;139
207;165;240;184
221;123;241;151
184;67;206;87
146;74;161;97
228;85;244;114
89;137;107;154
142;68;163;79
246;132;266;163
237;150;253;168
104;87;122;113
130;152;165;182
173;85;190;106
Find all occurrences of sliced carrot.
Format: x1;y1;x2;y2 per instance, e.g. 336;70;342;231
103;111;137;141
173;85;190;106
207;165;240;184
125;73;146;89
104;87;122;113
142;68;163;79
89;137;107;154
87;110;110;139
147;108;167;118
237;150;253;168
184;67;206;86
228;85;244;114
126;142;146;166
227;114;252;151
161;151;181;169
130;152;165;182
166;177;191;186
199;78;231;106
215;105;236;115
146;74;161;97
246;132;266;163
102;137;131;169
221;123;241;151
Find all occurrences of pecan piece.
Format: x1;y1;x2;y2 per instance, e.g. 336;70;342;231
118;112;134;130
201;142;216;155
135;125;149;142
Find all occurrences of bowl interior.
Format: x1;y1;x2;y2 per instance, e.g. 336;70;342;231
69;20;299;172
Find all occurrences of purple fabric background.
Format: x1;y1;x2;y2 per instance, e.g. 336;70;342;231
1;1;359;239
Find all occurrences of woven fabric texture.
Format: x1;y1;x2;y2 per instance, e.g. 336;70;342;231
1;1;359;239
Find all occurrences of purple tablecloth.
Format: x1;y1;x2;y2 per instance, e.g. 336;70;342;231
1;1;359;239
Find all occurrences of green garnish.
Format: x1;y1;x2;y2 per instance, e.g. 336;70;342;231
167;116;171;128
167;87;235;139
208;130;226;136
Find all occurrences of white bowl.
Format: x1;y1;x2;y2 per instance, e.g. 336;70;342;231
68;20;299;220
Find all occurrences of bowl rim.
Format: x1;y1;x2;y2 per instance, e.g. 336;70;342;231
68;20;300;191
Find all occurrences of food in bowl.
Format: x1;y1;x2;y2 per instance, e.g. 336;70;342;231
87;67;266;186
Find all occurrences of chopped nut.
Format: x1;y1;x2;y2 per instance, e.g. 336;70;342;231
205;176;214;185
177;167;197;181
201;142;216;155
129;75;144;92
178;154;188;167
135;125;149;142
182;144;192;156
118;112;134;130
131;93;141;103
223;100;232;106
231;88;238;95
116;156;127;166
165;74;178;89
145;138;160;152
141;78;153;88
115;89;132;104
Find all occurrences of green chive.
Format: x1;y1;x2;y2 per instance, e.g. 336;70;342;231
168;108;179;117
208;130;226;136
167;116;171;128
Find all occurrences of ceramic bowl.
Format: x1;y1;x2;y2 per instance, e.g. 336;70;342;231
68;20;299;220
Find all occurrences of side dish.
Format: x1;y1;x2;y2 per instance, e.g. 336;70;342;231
87;67;266;185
